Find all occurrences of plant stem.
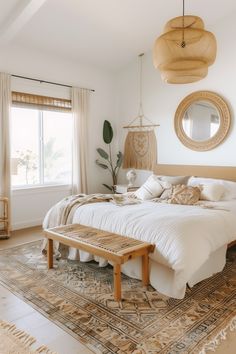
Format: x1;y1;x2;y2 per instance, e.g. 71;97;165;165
108;144;113;169
108;143;115;185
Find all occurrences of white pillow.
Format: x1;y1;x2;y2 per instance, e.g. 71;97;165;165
157;175;189;185
188;176;236;201
200;184;225;202
134;175;170;200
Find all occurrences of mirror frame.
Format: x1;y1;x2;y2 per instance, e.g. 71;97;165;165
174;91;231;151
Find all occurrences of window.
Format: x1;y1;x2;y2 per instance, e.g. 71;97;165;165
11;107;72;188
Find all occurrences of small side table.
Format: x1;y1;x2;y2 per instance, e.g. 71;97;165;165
0;197;10;239
115;184;128;194
115;185;139;194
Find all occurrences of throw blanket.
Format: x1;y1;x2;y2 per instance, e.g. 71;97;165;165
42;193;140;259
43;194;112;229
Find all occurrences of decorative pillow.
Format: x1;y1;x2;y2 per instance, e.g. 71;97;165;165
160;187;173;200
157;175;190;186
134;175;171;200
200;183;225;202
169;185;201;205
188;176;236;201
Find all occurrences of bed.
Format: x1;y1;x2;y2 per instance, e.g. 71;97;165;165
43;164;236;299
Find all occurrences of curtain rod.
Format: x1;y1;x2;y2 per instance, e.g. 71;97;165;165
12;74;95;92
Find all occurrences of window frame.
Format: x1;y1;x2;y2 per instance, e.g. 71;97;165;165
11;106;73;190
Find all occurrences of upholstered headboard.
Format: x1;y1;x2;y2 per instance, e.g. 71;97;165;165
153;164;236;182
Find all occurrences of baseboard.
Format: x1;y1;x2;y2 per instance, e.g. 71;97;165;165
12;219;42;231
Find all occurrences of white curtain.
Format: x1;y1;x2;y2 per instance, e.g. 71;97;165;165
71;87;89;194
0;73;11;233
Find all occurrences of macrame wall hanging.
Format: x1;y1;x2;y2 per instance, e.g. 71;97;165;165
123;53;159;170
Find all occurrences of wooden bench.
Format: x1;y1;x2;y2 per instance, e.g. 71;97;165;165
44;224;155;301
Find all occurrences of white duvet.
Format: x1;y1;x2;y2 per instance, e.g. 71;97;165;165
71;200;236;298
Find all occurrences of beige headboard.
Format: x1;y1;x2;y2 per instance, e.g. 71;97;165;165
153;164;236;182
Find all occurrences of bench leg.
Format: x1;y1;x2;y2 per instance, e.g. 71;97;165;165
114;264;121;301
47;239;53;269
142;252;149;286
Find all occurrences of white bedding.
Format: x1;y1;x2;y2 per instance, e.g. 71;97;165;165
71;200;236;298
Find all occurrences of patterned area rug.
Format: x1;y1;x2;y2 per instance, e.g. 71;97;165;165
0;241;235;354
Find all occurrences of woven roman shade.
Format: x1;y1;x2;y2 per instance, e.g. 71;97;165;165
12;91;71;112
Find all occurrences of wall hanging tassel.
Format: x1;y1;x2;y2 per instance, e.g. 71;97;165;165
123;130;157;170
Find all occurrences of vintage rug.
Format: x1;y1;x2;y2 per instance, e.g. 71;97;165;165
0;241;235;354
0;320;56;354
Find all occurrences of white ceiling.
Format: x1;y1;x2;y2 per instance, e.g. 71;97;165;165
0;0;19;25
1;0;236;71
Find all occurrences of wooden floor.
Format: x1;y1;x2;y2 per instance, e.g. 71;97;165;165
0;227;235;354
0;227;93;354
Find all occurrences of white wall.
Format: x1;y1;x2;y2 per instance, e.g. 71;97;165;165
2;10;236;229
11;185;71;230
0;44;116;229
115;12;236;185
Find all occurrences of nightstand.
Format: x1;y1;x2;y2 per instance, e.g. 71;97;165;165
127;186;139;192
115;185;139;194
0;197;10;239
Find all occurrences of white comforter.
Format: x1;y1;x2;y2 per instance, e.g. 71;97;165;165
71;200;236;298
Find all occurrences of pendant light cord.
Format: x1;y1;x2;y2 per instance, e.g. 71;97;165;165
138;53;144;124
181;0;186;48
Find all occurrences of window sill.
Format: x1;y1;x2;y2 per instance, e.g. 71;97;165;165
12;184;72;196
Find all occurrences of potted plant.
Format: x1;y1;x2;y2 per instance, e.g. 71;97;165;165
96;120;123;192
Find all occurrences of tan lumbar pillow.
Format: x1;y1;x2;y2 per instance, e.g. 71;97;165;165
169;185;201;205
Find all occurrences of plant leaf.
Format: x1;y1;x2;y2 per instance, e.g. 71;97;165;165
102;183;113;191
96;148;109;160
116;151;123;168
95;160;109;169
103;120;113;144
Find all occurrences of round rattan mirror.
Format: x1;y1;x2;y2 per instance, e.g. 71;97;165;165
174;91;231;151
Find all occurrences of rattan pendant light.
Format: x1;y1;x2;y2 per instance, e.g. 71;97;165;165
153;0;217;84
